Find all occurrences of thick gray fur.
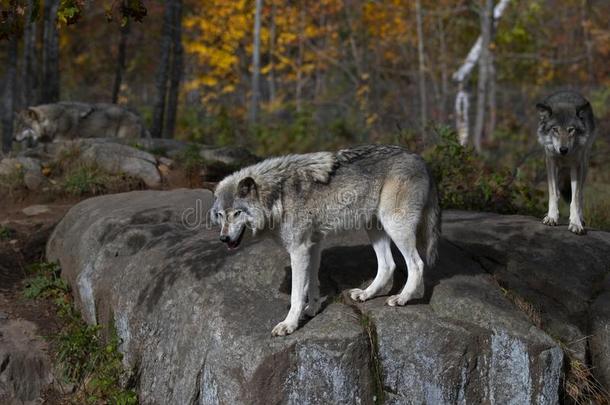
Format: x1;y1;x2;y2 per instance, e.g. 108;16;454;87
536;90;597;234
212;144;441;336
13;101;150;147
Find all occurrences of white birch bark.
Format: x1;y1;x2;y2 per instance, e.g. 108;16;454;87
452;0;510;146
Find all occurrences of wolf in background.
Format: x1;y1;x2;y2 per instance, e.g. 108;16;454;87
13;101;150;147
536;90;597;235
211;145;441;336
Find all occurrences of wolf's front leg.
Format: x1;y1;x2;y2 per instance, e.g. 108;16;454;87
543;155;560;226
568;163;586;235
272;244;310;336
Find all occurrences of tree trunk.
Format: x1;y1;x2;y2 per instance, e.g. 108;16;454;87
473;0;493;152
455;83;470;145
164;0;183;139
295;4;306;113
2;36;19;153
268;2;276;105
437;14;449;123
486;51;497;138
112;21;130;104
415;0;428;136
452;0;510;146
41;0;60;103
151;1;175;138
249;0;263;124
22;0;39;107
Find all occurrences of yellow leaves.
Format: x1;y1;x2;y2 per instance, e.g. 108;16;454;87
366;113;379;127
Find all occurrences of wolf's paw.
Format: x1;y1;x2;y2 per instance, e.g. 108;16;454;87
386;294;408;306
349;288;371;302
542;215;559;226
304;300;321;317
271;321;297;337
568;222;586;235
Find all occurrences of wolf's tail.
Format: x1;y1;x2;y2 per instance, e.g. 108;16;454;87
417;178;441;268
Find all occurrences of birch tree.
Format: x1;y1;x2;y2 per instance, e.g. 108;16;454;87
473;0;493;152
452;0;510;146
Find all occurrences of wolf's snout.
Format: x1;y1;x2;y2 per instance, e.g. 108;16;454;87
219;235;230;243
559;147;568;155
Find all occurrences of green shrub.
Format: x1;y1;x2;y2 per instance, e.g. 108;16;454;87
23;262;138;404
176;143;205;177
23;262;69;299
60;164;142;197
0;164;26;198
61;165;111;196
423;126;545;216
0;225;13;240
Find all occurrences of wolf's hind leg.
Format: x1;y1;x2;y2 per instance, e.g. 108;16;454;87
304;243;322;317
349;225;395;302
382;214;425;307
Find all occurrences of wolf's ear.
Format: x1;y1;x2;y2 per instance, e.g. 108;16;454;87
536;102;552;120
26;107;41;121
237;177;257;199
576;101;591;120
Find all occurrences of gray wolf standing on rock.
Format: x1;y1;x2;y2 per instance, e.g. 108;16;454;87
211;145;441;336
536;90;597;234
13;102;150;147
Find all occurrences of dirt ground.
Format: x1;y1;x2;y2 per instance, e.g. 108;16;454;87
0;195;77;403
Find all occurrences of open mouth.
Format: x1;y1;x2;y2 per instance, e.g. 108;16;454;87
226;227;246;250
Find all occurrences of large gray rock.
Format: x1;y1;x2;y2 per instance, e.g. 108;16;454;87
0;157;44;191
46;191;610;404
0;319;56;405
77;139;161;188
441;210;610;387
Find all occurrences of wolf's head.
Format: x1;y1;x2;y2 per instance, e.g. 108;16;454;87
211;176;265;250
13;107;54;147
536;98;593;157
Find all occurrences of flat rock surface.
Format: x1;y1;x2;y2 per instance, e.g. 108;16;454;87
46;190;610;404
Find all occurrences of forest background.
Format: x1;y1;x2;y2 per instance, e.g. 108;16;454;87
1;0;609;227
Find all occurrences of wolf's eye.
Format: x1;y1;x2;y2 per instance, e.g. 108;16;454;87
552;127;559;134
567;127;575;135
234;210;242;217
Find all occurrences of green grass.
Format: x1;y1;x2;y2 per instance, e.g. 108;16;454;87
59;163;142;197
0;164;26;197
23;262;138;404
584;182;610;231
61;164;112;196
0;225;13;241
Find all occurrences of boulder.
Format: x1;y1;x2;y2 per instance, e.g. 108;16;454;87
0;319;56;405
16;138;259;187
0;157;44;191
46;191;610;404
76;139;161;188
